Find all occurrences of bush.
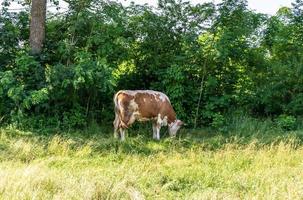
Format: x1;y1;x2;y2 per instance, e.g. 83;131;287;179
210;113;226;132
275;114;297;131
1;0;303;129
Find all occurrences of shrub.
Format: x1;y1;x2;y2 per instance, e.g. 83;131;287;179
210;113;226;132
275;114;297;131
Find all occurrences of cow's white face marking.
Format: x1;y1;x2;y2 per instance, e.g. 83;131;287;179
143;98;146;102
169;119;183;137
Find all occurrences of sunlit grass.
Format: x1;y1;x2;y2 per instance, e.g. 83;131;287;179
1;122;303;199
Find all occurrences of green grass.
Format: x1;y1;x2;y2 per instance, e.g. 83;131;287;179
1;117;303;199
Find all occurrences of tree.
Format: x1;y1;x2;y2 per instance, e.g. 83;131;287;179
29;0;47;55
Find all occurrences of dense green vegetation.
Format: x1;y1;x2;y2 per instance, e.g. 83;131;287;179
1;0;303;129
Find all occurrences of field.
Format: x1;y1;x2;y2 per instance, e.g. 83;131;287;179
1;117;303;200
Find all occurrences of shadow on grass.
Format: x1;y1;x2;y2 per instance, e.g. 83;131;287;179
2;121;303;159
2;114;303;159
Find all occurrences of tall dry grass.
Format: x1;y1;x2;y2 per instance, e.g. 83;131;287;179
1;119;303;199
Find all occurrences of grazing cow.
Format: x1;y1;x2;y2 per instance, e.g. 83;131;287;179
113;90;184;140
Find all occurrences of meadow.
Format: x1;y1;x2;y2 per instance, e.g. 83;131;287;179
2;0;303;199
1;117;303;200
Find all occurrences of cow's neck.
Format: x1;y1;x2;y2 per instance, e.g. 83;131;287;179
167;115;176;125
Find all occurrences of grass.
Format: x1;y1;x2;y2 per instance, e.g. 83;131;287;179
1;117;303;199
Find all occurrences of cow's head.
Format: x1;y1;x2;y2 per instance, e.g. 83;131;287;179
168;119;184;137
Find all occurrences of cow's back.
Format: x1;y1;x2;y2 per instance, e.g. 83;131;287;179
115;90;176;122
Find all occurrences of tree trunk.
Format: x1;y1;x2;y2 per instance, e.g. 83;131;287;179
29;0;47;55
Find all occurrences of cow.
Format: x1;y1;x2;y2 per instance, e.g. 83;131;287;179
113;90;184;140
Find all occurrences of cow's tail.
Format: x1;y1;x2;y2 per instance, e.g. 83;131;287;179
113;91;128;128
113;90;123;111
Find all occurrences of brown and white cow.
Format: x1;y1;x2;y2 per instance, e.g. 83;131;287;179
113;90;184;140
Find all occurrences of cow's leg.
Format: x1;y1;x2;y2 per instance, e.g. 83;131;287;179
113;113;120;139
152;122;157;139
156;125;161;140
119;128;126;141
115;110;128;141
153;123;161;140
154;114;163;140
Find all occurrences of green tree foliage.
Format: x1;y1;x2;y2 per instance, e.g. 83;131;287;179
254;1;303;116
0;0;303;128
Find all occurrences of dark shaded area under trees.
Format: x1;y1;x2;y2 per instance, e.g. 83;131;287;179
0;0;303;130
